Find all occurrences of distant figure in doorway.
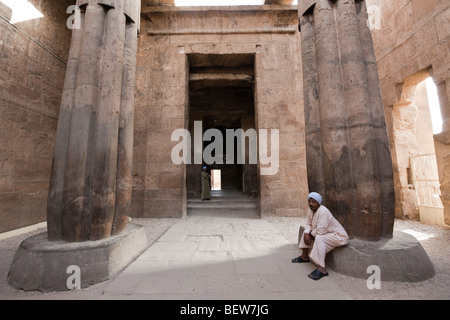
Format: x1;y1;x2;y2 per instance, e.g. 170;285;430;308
292;192;349;280
201;166;211;201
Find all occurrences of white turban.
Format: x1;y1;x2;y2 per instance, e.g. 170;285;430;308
308;192;322;204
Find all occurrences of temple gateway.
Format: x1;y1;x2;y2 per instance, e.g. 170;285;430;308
1;0;448;291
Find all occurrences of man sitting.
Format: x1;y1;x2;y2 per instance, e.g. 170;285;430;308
292;192;349;280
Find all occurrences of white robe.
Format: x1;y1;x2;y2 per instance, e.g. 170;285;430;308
299;205;349;268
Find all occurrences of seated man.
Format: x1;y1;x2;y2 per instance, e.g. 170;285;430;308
292;192;349;280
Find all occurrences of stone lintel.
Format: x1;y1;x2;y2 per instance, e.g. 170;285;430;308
190;73;253;81
142;5;298;13
8;223;148;292
143;6;298;36
190;73;254;89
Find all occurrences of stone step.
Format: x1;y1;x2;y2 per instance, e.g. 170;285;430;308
187;195;259;215
188;198;256;205
188;202;258;210
188;199;257;208
187;207;259;216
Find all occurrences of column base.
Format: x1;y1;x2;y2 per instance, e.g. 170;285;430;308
8;223;148;292
326;231;435;282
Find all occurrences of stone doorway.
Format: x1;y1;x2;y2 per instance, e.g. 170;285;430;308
390;70;446;226
185;53;259;204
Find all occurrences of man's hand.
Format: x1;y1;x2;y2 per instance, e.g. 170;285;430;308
304;232;314;246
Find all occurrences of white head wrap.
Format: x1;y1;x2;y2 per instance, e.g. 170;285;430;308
308;192;322;204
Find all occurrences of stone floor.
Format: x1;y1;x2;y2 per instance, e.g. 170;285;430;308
1;191;449;301
100;208;351;300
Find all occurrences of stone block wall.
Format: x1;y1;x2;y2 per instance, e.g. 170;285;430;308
366;0;450;222
0;0;73;233
132;5;309;218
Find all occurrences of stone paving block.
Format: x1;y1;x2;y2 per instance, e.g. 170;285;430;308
147;241;198;251
233;256;283;275
136;250;194;261
192;251;233;261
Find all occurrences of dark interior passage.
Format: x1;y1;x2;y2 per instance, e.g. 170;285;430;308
186;53;258;199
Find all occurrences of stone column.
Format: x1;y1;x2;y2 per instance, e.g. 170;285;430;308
300;13;325;198
299;0;395;240
356;1;395;236
8;1;148;292
47;0;140;242
298;0;435;282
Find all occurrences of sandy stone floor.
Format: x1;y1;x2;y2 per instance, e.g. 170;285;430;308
0;216;449;300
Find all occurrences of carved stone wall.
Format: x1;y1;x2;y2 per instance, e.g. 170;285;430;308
366;0;450;224
132;5;309;218
0;0;73;233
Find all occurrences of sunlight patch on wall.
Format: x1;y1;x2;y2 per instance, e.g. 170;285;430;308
425;77;443;135
0;0;44;24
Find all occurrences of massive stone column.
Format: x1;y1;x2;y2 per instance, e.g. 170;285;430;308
47;0;140;242
298;0;434;282
300;0;394;240
8;0;148;292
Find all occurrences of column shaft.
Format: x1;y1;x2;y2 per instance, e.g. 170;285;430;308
47;11;85;240
47;0;141;242
336;0;382;239
62;3;106;242
299;0;395;240
90;7;126;240
356;0;395;237
314;0;353;233
301;14;326;196
112;22;138;235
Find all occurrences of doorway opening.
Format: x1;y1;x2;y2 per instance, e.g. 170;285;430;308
391;71;445;226
211;169;222;191
185;53;259;201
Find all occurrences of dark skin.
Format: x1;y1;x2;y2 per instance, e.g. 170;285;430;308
300;198;328;274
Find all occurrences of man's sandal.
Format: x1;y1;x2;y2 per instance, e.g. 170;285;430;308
291;256;310;263
308;269;329;281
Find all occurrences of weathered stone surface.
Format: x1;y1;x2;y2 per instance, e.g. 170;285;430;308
8;223;148;292
264;0;294;4
0;2;12;20
133;5;309;219
145;0;175;6
326;231;435;282
1;0;448;238
47;0;141;242
0;0;72;234
300;0;395;240
366;0;449;225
